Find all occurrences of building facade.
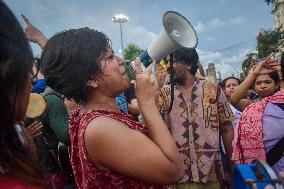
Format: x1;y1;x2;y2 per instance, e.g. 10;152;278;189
205;63;221;84
272;0;284;29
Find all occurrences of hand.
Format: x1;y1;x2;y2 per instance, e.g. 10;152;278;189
250;56;279;76
26;121;43;138
135;57;157;104
21;15;47;48
156;63;168;88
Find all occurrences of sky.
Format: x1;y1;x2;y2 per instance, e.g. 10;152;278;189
4;0;275;79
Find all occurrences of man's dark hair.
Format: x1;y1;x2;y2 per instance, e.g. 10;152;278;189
221;76;241;89
0;0;42;183
41;28;111;104
173;48;199;75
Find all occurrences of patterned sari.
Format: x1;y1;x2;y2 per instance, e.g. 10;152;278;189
232;91;284;164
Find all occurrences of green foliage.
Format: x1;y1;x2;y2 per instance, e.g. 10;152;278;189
257;27;284;59
123;43;143;61
242;0;280;77
242;26;284;76
242;53;256;77
123;43;143;80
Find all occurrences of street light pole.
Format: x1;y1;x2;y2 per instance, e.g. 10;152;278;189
119;22;124;55
112;14;128;58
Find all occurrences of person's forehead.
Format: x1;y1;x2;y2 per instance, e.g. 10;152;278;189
256;75;273;82
226;78;239;85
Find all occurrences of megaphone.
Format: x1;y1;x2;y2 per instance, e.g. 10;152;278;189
140;11;198;67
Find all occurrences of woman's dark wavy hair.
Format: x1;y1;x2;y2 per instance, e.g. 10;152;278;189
268;71;280;86
221;76;241;89
173;48;199;75
0;1;42;184
41;27;110;104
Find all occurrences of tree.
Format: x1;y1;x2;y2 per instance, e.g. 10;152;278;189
123;43;143;80
123;43;143;61
241;53;256;78
257;27;284;59
241;27;284;77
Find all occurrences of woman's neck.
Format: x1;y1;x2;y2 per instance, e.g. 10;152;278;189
82;96;120;113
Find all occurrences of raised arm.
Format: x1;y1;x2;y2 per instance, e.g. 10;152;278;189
21;15;47;49
229;73;255;111
84;58;183;184
230;57;278;111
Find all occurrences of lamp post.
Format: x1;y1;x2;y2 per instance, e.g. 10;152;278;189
112;14;128;58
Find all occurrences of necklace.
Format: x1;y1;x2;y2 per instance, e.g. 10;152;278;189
81;102;120;113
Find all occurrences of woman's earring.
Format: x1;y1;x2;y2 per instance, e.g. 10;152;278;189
86;80;98;88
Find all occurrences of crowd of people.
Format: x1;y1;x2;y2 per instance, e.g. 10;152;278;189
0;1;283;189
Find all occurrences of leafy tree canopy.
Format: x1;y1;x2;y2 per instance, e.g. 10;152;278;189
123;43;143;61
123;43;144;80
242;26;284;76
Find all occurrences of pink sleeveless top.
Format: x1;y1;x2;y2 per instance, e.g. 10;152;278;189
69;109;168;189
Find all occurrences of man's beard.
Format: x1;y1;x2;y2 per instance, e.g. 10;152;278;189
174;76;186;85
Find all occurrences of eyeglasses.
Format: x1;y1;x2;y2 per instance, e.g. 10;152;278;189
159;57;179;67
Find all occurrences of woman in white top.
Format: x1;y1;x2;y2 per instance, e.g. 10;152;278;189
221;76;242;128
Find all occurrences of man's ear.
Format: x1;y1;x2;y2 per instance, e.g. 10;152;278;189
186;64;192;71
86;80;98;88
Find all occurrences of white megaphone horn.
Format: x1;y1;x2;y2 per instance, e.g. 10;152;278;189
140;11;198;67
